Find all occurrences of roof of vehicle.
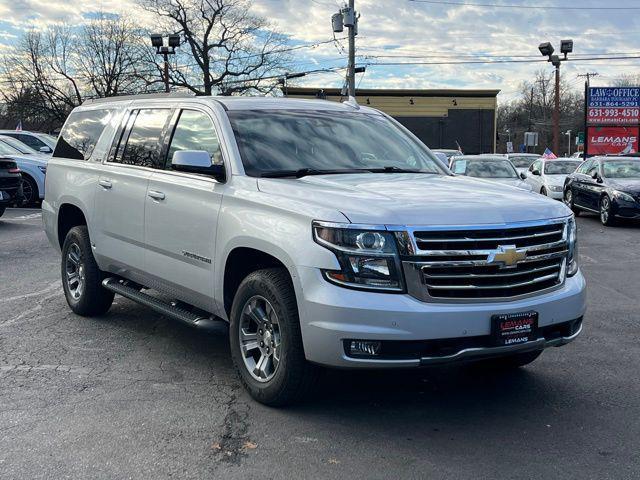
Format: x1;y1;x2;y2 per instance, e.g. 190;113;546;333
82;93;383;114
452;155;510;161
507;153;540;157
0;129;43;135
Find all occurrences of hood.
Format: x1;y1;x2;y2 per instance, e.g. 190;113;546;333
482;177;533;191
544;174;568;187
257;173;570;226
608;178;640;193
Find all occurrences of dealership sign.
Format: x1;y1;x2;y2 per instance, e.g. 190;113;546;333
588;87;640;125
587;126;638;155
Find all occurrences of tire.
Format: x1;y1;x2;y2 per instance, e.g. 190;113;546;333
599;195;616;226
61;225;114;316
540;187;548;196
21;175;39;207
0;207;5;218
229;268;319;406
476;349;543;369
564;188;580;216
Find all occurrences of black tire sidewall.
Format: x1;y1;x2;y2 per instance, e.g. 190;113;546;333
61;225;113;315
229;269;308;405
22;175;38;207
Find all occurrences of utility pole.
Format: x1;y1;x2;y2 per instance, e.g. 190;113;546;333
150;34;180;93
578;72;598;161
332;2;358;97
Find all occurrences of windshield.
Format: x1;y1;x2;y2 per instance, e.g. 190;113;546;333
0;136;38;154
0;140;21;156
509;156;538;168
602;160;640;178
544;161;581;175
452;159;518;179
227;110;445;177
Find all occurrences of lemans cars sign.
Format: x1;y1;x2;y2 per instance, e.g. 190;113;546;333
588;87;640;125
587;126;638;156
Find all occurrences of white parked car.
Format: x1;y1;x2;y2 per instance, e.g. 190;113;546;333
524;158;582;200
506;153;541;175
43;95;585;405
0;130;57;154
450;155;533;191
0;138;48;206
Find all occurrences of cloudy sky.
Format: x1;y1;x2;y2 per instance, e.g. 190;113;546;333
1;0;639;101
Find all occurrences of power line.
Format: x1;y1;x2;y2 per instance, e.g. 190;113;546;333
363;55;640;66
407;0;640;10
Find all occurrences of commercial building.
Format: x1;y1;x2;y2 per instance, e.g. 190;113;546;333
285;87;499;154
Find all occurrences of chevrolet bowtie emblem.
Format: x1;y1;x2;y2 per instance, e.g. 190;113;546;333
487;245;526;267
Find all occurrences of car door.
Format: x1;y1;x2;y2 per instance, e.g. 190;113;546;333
572;159;593;207
582;161;602;210
93;107;173;280
526;160;543;192
143;107;226;313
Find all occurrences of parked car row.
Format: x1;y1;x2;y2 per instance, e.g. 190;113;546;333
0;158;24;217
0;130;54;206
444;151;639;227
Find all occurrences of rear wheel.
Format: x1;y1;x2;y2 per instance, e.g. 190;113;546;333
600;195;616;226
230;268;319;406
61;226;114;316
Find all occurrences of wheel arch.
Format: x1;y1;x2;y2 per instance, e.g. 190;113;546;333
57;203;88;249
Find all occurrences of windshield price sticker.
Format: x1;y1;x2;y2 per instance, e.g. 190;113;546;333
453;160;467;174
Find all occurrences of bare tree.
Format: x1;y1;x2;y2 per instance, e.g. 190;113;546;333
612;74;640;87
1;15;150;130
140;0;289;95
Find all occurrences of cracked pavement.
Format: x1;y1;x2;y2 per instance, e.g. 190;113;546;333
1;208;639;479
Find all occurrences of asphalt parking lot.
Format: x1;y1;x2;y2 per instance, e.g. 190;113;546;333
0;208;639;480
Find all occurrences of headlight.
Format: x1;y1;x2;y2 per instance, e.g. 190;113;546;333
550;185;563;192
566;216;578;277
613;190;635;202
313;222;404;292
38;166;47;175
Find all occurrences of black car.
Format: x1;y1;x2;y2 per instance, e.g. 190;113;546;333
0;157;24;217
563;156;640;226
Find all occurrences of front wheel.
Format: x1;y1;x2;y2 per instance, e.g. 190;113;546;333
0;207;5;218
61;226;114;316
230;268;319;406
600;195;616;226
564;188;580;216
540;187;548;196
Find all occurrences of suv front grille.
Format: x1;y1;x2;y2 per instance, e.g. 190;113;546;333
402;220;568;301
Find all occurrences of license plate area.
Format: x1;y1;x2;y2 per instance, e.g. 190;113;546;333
491;311;538;346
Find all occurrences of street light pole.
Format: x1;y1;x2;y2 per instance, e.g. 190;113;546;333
565;130;572;157
150;34;180;93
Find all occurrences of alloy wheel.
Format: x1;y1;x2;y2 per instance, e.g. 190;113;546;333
239;295;282;382
564;189;573;208
22;180;34;205
65;243;85;300
600;196;610;224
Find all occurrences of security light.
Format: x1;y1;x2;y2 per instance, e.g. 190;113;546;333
560;39;573;55
168;34;181;48
538;42;554;57
150;34;163;48
551;55;561;67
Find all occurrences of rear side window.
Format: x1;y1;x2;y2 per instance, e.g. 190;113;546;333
116;109;172;169
12;133;47;151
53;109;112;160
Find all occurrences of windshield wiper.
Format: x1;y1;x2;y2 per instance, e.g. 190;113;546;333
261;168;370;178
366;166;435;174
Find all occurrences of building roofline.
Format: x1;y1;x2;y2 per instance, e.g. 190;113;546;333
285;87;501;98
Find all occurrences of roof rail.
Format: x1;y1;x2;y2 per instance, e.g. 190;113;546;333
82;92;195;105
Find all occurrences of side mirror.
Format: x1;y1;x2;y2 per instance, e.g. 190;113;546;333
532;169;540;176
591;171;603;182
172;150;226;182
519;172;527;180
39;146;52;153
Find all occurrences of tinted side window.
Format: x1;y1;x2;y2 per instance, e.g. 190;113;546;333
167;110;222;167
577;160;593;174
53;109;112;160
119;109;172;168
16;134;46;150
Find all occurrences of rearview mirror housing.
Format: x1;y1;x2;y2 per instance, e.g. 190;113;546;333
172;150;226;182
39;146;52;153
519;172;527;180
532;169;541;176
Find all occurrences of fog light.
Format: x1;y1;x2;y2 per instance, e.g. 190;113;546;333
349;340;382;356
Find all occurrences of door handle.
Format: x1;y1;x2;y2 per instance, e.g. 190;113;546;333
148;190;166;201
98;179;112;189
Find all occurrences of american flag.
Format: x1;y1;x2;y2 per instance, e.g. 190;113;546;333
542;148;557;159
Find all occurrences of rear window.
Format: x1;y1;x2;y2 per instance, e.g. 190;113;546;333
53;109;112;160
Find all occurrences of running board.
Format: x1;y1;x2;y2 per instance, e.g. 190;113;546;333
102;277;227;333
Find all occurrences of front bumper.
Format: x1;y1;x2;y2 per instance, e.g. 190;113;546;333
546;188;564;200
296;266;586;368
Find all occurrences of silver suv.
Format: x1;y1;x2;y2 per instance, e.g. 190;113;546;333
43;94;586;405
